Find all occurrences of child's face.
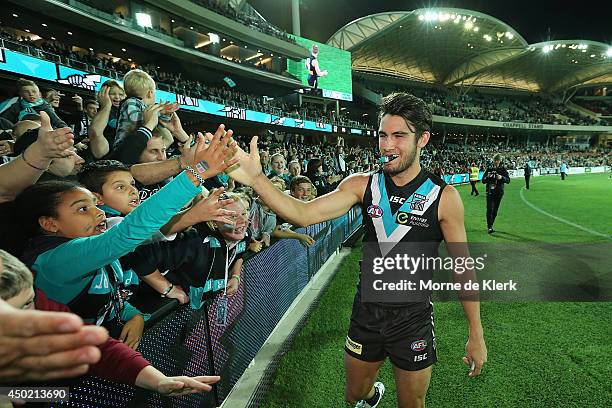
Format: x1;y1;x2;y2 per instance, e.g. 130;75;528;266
39;188;107;238
20;85;40;103
216;201;248;242
109;87;125;107
97;171;140;215
291;183;312;202
6;286;35;310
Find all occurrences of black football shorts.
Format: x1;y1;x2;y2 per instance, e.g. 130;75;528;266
345;297;437;371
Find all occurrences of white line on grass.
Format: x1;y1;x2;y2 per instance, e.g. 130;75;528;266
519;187;610;239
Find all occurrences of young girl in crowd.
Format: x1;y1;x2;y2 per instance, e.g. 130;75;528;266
14;132;237;344
125;191;251;310
0;249;220;395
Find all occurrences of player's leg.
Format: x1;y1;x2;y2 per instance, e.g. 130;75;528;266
344;353;384;404
344;300;387;406
385;303;437;408
392;365;433;408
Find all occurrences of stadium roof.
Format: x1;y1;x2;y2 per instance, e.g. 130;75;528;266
327;8;612;93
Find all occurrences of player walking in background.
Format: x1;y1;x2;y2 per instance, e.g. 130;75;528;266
228;92;487;408
523;161;531;190
482;154;510;234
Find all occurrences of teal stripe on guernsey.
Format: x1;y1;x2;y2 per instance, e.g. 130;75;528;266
189;279;227;310
33;171;200;305
377;173;437;237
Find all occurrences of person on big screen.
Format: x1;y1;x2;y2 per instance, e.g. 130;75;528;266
228;93;487;408
14;132;237;345
306;44;328;89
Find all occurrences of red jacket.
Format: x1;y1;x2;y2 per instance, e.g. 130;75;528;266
35;290;150;385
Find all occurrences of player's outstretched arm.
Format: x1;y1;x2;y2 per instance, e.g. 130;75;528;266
228;136;366;226
439;185;488;378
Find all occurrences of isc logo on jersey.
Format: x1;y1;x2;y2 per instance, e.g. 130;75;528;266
411;339;427;352
367;205;383;218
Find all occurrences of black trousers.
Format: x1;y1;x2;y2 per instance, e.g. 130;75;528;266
525;175;530;189
561;172;567;180
470;180;479;195
486;191;504;229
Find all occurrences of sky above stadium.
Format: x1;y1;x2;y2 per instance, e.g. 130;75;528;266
250;0;612;45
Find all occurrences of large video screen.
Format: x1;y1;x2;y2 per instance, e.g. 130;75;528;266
287;36;353;101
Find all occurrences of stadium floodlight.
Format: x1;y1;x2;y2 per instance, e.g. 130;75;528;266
135;13;152;28
418;14;424;21
543;45;551;53
473;26;479;32
606;48;612;57
208;33;220;43
464;21;474;30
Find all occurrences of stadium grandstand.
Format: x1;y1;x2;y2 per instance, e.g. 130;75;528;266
0;1;609;407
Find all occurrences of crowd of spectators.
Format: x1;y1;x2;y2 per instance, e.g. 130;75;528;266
572;99;612;117
364;81;608;126
422;140;610;175
0;25;373;129
190;0;297;44
0;69;385;395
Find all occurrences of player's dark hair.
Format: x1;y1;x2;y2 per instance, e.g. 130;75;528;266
378;92;432;137
78;160;130;194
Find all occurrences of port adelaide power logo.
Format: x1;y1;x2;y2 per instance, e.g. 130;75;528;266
407;193;428;211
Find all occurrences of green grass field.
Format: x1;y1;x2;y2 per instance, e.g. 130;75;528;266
262;173;612;407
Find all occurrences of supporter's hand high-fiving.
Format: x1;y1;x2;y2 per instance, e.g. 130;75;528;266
36;111;74;159
187;125;239;181
187;188;237;224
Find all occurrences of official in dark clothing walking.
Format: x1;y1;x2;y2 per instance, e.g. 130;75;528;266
523;162;531;190
482;154;510;233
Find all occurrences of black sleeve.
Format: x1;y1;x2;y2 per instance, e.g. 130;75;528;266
501;168;511;184
481;169;490;184
110;126;151;165
0;102;19;124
